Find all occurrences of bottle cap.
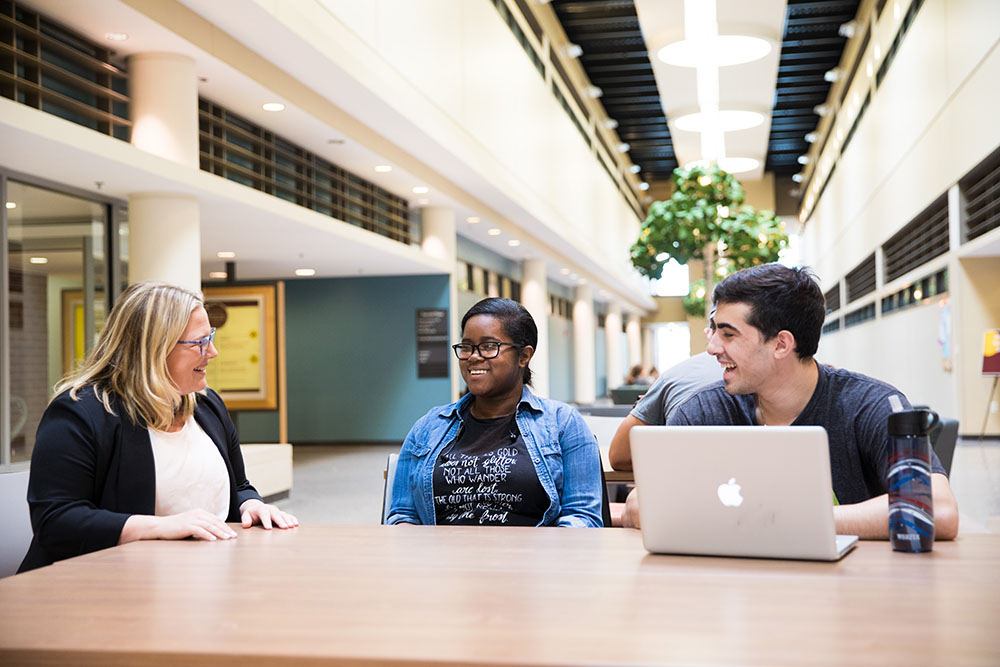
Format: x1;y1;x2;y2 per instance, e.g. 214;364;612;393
888;409;937;436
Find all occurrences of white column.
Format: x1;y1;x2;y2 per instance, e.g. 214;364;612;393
129;53;199;167
573;284;595;404
421;207;460;401
521;259;549;398
604;302;623;389
626;313;642;369
642;324;655;369
127;52;201;290
128;193;201;292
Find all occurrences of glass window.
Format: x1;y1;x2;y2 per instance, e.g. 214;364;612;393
5;181;110;464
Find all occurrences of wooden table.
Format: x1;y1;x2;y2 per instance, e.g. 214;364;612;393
1;526;998;666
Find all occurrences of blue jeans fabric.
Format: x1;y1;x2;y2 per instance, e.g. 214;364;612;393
387;387;603;527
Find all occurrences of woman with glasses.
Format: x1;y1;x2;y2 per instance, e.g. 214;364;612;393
387;298;603;527
19;282;297;573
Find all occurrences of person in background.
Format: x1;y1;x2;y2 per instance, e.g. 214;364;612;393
624;364;651;386
622;263;958;539
388;298;603;527
19;282;297;573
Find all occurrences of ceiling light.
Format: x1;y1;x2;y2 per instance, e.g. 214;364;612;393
913;287;923;300
487;228;502;236
560;268;571;275
466;216;480;223
838;21;857;38
629;164;642;174
804;132;817;143
603;119;619;130
792;173;804;183
412;186;429;194
824;68;841;82
29;257;48;264
638;182;649;191
716;157;759;174
617;142;631;153
657;35;772;68
374;165;392;173
813;104;831;117
564;43;583;58
5;202;15;209
586;86;603;98
797;155;810;165
295;268;316;276
673;109;764;133
866;60;874;77
508;240;521;247
104;32;128;41
217;251;236;259
262;102;285;112
209;271;227;279
874;43;882;60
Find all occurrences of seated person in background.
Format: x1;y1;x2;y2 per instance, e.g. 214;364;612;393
624;364;650;386
608;351;721;471
622;263;959;540
388;298;603;527
20;282;298;573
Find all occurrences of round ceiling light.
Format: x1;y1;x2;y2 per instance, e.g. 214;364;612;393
657;35;772;68
685;157;760;174
673;109;764;133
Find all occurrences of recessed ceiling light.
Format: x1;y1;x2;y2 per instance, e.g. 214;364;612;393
824;68;841;82
564;43;583;58
5;202;15;209
29;257;48;264
586;86;603;98
797;155;810;165
209;271;227;279
262;102;285;112
813;104;831;117
629;164;642;174
792;173;804;183
412;186;429;194
466;216;480;223
673;110;764;133
295;268;316;276
508;239;521;247
804;132;818;143
217;251;236;259
374;165;392;173
487;228;502;236
104;32;128;41
638;182;649;191
560;268;571;275
657;35;772;68
603;119;619;130
617;142;631;153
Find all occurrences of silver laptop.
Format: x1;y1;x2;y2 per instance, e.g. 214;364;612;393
630;425;858;561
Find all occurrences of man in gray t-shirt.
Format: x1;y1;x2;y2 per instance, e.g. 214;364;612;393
608;352;721;471
623;263;959;540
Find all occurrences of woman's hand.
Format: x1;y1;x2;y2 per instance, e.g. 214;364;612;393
119;509;237;544
239;499;299;530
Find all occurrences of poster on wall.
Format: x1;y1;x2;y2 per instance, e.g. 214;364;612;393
983;329;1000;375
416;308;449;379
203;285;278;410
62;290;106;374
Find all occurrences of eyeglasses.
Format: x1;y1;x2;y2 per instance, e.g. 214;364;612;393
178;328;216;355
452;341;521;360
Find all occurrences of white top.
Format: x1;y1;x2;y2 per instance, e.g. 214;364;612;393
149;416;230;520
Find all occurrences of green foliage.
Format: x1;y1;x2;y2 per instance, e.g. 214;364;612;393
683;279;707;317
629;164;788;281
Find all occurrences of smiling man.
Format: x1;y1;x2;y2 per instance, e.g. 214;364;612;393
623;263;959;539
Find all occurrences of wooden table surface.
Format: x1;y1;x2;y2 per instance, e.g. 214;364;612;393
1;525;998;666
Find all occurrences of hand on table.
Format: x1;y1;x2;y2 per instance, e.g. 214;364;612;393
142;509;237;542
622;488;641;529
239;499;299;530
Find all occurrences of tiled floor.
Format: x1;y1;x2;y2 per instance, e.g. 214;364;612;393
274;439;1000;532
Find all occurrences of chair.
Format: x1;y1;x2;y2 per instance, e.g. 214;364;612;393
599;466;612;528
0;471;32;578
609;386;646;405
575;405;633;417
380;453;399;525
931;418;959;476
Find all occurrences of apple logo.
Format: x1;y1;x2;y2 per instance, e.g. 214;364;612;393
717;477;743;507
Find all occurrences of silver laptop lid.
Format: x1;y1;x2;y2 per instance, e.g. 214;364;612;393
631;425;857;561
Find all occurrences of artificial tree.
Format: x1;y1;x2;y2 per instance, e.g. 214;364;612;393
630;164;788;317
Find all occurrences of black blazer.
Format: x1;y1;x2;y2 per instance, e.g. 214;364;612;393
18;387;261;573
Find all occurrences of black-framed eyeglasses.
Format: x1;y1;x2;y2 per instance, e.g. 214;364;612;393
452;341;521;360
178;328;216;355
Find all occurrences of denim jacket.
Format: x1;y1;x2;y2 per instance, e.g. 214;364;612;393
387;386;603;527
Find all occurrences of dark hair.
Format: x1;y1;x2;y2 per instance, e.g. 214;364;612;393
712;263;825;360
461;298;537;385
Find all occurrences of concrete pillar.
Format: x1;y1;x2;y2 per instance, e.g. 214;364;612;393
421;207;460;400
573;283;595;404
128;193;200;292
605;302;623;389
642;324;655;370
129;53;199;167
626;313;642;368
521;258;549;398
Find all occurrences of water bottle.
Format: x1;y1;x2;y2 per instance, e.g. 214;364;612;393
887;408;939;552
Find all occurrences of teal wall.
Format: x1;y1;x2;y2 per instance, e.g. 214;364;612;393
548;315;574;402
283;275;451;442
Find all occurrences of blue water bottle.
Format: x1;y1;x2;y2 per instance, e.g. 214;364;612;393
887;409;939;552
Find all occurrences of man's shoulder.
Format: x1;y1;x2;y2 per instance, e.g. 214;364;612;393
669;383;750;424
820;365;906;402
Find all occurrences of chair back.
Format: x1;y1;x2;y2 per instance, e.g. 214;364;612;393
931;418;959;476
381;453;399;524
0;471;31;577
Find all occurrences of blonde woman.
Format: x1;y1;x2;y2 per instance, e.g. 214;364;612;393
19;282;297;573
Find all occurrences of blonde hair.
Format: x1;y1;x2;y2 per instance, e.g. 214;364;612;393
56;281;205;431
